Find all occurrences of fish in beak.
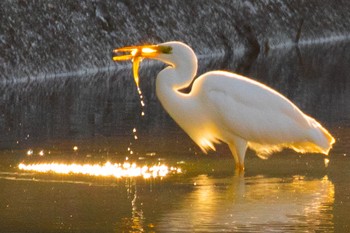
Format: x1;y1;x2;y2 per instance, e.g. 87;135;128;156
112;45;172;87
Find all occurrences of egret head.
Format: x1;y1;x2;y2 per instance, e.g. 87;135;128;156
112;41;197;86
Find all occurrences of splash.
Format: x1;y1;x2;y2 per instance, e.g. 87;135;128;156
18;161;181;179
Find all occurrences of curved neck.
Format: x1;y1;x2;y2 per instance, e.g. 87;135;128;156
155;57;198;121
162;56;198;90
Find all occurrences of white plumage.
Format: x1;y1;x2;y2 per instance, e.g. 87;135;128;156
113;41;335;170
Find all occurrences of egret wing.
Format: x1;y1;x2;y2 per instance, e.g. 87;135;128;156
198;71;311;145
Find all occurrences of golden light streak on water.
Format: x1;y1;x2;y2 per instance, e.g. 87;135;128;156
18;162;181;179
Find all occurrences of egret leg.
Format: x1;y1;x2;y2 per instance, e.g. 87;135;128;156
228;137;247;171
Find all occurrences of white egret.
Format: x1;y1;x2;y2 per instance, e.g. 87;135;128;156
112;41;335;170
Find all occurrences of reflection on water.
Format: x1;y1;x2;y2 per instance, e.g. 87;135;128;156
0;162;335;232
0;41;349;232
158;175;334;232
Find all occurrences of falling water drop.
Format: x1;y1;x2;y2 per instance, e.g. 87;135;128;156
126;57;146;156
27;149;33;156
135;84;146;116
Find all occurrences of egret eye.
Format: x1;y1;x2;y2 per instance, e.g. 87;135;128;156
158;45;172;54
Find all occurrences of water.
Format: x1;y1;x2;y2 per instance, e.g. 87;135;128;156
0;42;350;232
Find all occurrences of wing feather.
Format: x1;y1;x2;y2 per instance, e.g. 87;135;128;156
196;71;313;146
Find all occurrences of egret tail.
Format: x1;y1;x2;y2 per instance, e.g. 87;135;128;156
247;117;335;159
308;119;335;155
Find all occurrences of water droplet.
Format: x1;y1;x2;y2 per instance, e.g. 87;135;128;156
146;152;156;156
324;158;330;167
27;149;33;156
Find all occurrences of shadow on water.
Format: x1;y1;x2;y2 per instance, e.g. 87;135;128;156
0;42;349;232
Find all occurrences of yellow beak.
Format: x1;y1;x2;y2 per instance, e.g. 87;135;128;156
112;45;160;87
112;44;172;88
112;45;160;61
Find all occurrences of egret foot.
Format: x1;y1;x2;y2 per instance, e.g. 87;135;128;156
235;163;245;172
229;138;247;173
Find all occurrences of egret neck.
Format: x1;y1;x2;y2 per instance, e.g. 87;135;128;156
156;53;198;110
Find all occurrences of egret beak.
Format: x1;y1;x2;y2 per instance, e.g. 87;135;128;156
112;45;161;61
112;45;160;87
112;45;172;87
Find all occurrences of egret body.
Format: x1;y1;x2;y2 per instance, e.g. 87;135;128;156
113;41;335;170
